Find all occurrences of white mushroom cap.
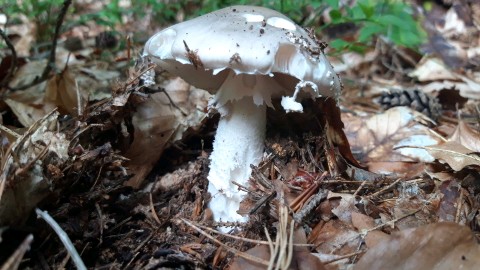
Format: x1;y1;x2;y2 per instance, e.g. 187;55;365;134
143;5;341;106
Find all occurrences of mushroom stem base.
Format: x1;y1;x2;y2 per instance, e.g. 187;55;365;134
207;97;266;228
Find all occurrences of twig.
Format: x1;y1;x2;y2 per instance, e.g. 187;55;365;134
8;0;72;91
184;219;311;247
292;189;328;223
362;208;422;236
95;203;104;245
0;234;33;270
353;180;368;197
455;189;465;223
251;164;274;189
36;208;87;270
144;85;188;116
0;123;21;139
322;250;365;265
290;171;327;212
0;28;18;89
180;218;270;266
249;191;276;214
365;178;402;200
231;180;252;193
276;203;294;270
149;193;162;225
330;208;422;255
58;252;71;270
124;230;155;269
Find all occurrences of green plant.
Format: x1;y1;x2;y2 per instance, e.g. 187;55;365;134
186;0;321;22
2;0;70;44
324;0;426;53
4;0;423;55
181;0;425;53
77;0;123;28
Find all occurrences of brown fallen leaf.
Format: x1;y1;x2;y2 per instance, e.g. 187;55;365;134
436;180;466;223
4;61;56;127
449;119;480;153
329;192;357;224
355;222;480;270
410;57;480;100
123;93;177;188
45;67;88;116
228;228;326;270
308;219;360;255
409;57;457;81
5;56;119;126
0;111;69;226
5;15;36;57
351;212;390;248
230;184;325;270
424;141;480;171
228;245;272;270
343;107;441;174
124;77;210;188
323;98;362;168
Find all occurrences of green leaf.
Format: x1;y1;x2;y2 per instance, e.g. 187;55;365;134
329;39;351;51
397;29;424;48
329;9;343;22
358;2;374;19
375;14;415;31
349;43;367;54
325;0;339;9
358;23;384;42
348;5;367;20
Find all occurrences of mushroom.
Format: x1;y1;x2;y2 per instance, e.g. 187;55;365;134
143;5;341;228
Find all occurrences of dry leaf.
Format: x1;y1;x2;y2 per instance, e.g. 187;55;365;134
0;111;69;226
367;161;426;178
454;74;480;99
393;193;440;230
124;77;210;188
5;60;56;126
410;57;480;99
436;180;463;223
329;193;357;224
330;50;378;73
45;68;88;116
409;57;457;81
5;15;36;57
123;93;177;188
351;212;390;248
229;228;325;270
323;98;362;168
442;7;468;35
425;141;480;171
449;120;480;152
308;219;360;255
228;245;269;270
343;107;441;174
355;222;480;270
4;95;56;127
79;67;120;81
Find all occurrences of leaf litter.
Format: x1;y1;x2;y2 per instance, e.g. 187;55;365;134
2;1;480;269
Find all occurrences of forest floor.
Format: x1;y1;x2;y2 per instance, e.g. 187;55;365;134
1;1;480;269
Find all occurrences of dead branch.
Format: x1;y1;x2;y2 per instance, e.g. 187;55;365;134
6;0;72;91
0;28;18;90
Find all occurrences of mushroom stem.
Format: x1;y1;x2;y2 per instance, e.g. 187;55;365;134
207;97;266;228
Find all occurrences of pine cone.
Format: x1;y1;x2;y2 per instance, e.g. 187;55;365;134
378;89;441;119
